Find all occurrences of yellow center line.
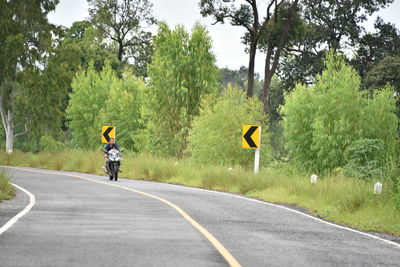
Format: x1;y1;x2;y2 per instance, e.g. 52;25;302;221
6;166;242;267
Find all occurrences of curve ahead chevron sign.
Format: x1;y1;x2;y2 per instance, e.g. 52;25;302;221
102;126;115;144
242;125;260;149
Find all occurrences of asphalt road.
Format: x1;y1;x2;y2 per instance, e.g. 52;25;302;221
1;167;400;267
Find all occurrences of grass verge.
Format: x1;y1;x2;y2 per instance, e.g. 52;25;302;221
1;149;399;236
0;169;15;201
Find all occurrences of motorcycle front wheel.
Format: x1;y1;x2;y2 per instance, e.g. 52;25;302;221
113;166;118;181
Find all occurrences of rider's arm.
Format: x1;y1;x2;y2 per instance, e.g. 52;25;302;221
104;144;110;158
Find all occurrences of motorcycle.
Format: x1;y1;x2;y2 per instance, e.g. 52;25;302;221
104;148;123;181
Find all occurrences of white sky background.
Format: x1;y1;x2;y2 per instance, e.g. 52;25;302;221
48;0;400;77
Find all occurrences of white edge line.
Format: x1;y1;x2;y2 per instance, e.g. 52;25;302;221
0;183;36;236
160;181;400;249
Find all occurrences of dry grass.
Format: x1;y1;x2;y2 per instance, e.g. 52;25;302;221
0;169;15;201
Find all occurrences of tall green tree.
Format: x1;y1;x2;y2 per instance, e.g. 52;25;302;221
98;71;144;151
220;66;248;89
88;0;155;76
281;52;398;173
47;21;122;137
15;64;70;150
200;0;301;101
67;63;143;150
352;18;400;79
61;21;121;73
364;56;400;92
0;0;59;152
66;64;116;149
138;23;219;157
258;1;303;113
279;0;394;90
199;0;276;97
364;56;400;119
219;66;263;96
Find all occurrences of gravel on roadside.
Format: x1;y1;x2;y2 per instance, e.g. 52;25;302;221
0;185;30;228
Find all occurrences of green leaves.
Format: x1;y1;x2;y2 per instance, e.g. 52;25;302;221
67;64;144;150
282;51;398;174
67;64;115;149
98;71;145;151
88;0;155;72
188;86;269;166
0;0;60;150
343;138;387;180
140;23;219;157
364;56;400;93
352;18;400;78
279;0;396;91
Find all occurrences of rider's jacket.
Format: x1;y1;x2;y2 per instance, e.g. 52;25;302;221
104;143;119;152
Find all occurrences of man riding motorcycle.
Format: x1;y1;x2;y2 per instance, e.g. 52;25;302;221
103;138;122;180
104;138;119;155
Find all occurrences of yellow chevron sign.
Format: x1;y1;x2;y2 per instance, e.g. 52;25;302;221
102;126;115;144
242;125;260;149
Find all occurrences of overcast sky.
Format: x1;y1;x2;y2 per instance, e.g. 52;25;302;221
48;0;400;77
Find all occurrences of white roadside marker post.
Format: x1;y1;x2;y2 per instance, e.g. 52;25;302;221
374;182;382;195
311;173;318;184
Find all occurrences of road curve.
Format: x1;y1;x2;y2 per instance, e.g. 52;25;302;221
1;167;400;267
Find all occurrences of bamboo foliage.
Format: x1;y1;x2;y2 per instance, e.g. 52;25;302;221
281;51;398;173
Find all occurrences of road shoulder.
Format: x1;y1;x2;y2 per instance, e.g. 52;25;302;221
0;185;29;228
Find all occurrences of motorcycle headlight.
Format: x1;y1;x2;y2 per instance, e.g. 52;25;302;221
109;151;120;161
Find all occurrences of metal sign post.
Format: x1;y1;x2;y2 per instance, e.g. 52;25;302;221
254;127;261;174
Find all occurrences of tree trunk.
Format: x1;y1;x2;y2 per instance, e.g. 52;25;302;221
0;94;28;153
5;125;13;152
262;40;274;114
262;0;299;113
247;41;257;98
117;41;124;62
4;110;13;152
262;45;286;113
262;72;273;114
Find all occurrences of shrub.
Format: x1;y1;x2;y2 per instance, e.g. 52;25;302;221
269;120;286;159
281;51;398;173
39;135;66;152
0;169;15;201
188;86;271;167
139;23;219;157
98;71;144;151
343;138;387;180
394;191;400;212
67;64;114;149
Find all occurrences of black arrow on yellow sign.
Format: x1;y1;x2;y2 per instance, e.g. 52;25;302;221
103;127;114;142
243;126;258;148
